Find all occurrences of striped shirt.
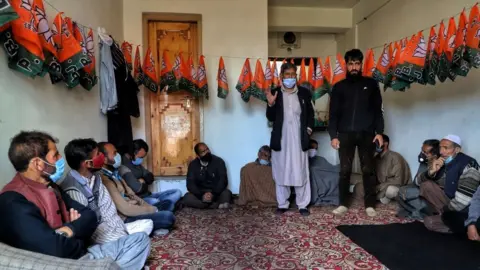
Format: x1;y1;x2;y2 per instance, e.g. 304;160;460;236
65;173;128;245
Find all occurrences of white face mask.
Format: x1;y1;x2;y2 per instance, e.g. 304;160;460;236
308;149;317;158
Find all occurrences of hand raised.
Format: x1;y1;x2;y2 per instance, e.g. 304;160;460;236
265;90;278;106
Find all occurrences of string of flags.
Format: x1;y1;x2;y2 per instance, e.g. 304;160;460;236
0;0;479;104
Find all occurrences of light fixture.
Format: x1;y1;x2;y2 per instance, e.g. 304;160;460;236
182;95;195;108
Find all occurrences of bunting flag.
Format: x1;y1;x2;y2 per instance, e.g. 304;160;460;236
121;41;133;71
73;24;97;90
264;59;273;90
133;46;144;86
236;58;253;102
272;59;280;89
312;57;327;101
426;26;438;85
372;44;392;84
298;58;308;89
179;54;198;96
172;53;182;82
391;41;411;91
32;0;62;82
160;50;176;92
0;0;45;78
363;49;375;78
299;58;314;91
384;42;397;90
444;17;457;81
196;55;208;99
251;59;267;102
465;4;480;68
52;12;90;88
217;56;229;99
452;10;470;76
142;47;159;93
0;0;18;27
331;53;346;86
323;56;332;91
435;21;449;82
395;31;427;84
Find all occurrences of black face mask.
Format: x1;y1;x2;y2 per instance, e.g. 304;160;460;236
418;152;428;164
200;152;212;163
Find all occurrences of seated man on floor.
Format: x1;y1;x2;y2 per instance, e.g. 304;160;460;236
121;139;182;207
98;142;176;233
397;139;440;219
418;135;480;233
237;145;276;206
183;142;232;209
62;138;152;243
308;139;340;206
0;131;150;269
442;186;480;241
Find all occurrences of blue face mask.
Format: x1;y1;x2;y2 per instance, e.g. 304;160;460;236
45;158;65;183
445;156;454;164
259;159;270;165
132;157;144;166
113;153;122;169
282;78;296;89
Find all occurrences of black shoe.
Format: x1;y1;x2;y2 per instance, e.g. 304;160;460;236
276;208;288;215
299;208;310;216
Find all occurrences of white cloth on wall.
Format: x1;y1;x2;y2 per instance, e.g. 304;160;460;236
98;27;118;114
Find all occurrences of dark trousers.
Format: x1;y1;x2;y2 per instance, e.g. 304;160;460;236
442;211;480;235
183;189;232;209
338;132;377;208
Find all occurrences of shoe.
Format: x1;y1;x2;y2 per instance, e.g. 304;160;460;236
218;203;230;209
366;207;377;217
332;205;348;215
276;208;288;215
299;208;310;216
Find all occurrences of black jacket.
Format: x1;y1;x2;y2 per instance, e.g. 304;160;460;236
266;86;315;151
328;76;384;139
186;155;228;200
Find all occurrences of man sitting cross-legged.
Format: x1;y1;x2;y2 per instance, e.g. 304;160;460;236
0;131;150;269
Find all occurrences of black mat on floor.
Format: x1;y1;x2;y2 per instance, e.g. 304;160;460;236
336;221;480;270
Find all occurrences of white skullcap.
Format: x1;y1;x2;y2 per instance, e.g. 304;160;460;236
443;134;461;146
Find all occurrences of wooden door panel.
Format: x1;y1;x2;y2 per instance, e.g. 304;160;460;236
147;21;200;176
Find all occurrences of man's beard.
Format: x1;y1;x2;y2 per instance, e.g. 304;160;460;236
347;70;362;80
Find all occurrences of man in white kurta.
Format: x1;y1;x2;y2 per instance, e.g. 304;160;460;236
271;86;311;215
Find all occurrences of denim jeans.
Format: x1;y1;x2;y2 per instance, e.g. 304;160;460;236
143;189;182;211
125;211;176;230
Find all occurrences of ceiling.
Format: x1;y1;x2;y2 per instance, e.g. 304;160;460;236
268;0;359;8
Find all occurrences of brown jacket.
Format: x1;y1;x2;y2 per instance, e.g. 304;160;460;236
376;150;412;198
99;174;156;219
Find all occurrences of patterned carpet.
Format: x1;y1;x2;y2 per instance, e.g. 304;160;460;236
147;203;412;270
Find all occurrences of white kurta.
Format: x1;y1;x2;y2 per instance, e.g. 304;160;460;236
271;87;310;208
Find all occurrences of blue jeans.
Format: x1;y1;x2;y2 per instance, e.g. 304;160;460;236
143;189;182;211
125;211;176;230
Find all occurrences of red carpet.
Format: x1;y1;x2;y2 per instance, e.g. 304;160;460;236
147;203;411;269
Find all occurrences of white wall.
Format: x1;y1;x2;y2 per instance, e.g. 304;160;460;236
0;0;123;187
268;32;337;58
355;0;480;175
123;0;269;194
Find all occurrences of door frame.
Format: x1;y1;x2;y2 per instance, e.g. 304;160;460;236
142;13;203;173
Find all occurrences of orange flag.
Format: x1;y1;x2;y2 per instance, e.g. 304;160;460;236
32;0;61;81
264;59;273;90
217;56;229;99
178;53;198;95
159;50;175;91
331;53;346;86
466;3;480;68
121;42;133;71
323;56;332;89
391;41;410;91
395;31;427;84
133;46;144;86
453;10;470;76
196;55;208;99
252;59;267;102
425;26;438;85
236;58;253;102
298;58;308;86
52;12;89;88
272;59;280;89
435;21;448;82
142;47;159;92
373;44;392;84
444;17;457;81
384;42;397;90
363;49;375;78
312;57;327;100
3;0;45;78
172;53;183;81
73;24;97;90
307;58;314;87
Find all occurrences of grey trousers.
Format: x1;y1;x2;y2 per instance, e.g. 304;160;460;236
82;232;151;270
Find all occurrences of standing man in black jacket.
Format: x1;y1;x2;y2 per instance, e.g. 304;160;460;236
328;49;384;217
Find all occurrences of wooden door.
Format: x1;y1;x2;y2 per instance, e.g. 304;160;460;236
147;21;200;176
